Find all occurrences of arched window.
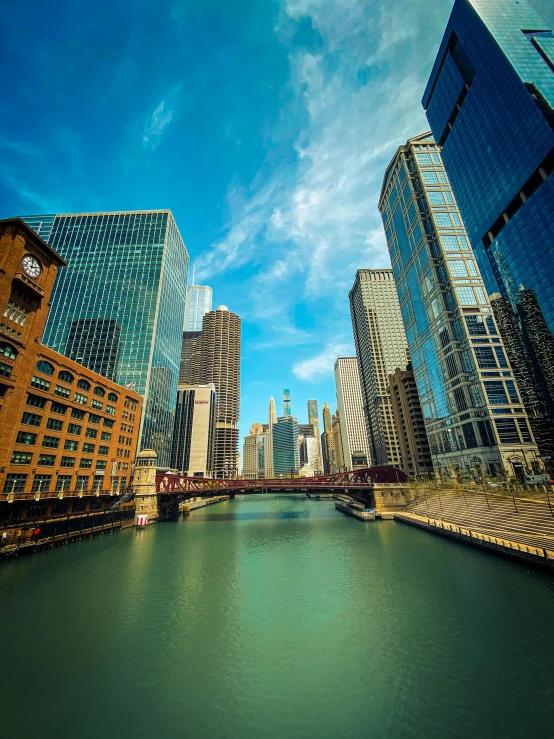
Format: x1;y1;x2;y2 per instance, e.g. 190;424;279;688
36;360;54;376
59;371;74;384
0;342;17;361
93;387;105;397
107;392;118;402
77;379;91;391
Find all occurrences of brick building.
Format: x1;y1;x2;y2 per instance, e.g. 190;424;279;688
0;218;142;500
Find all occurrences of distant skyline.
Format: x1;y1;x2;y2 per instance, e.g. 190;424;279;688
1;0;552;449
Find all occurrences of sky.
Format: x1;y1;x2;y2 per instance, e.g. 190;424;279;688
1;0;553;454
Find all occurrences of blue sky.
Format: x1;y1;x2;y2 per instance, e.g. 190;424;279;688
1;0;553;451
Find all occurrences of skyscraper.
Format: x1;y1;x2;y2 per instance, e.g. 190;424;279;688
379;132;541;478
322;402;332;433
268;396;277;427
21;210;188;466
422;0;554;333
243;432;260;479
283;389;291;417
331;410;345;472
191;306;241;478
321;401;334;473
349;269;408;466
184;284;213;332
272;416;300;476
334;358;371;470
170;383;217;477
307;400;323;474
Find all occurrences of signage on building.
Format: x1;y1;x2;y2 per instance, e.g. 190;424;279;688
195;399;209;404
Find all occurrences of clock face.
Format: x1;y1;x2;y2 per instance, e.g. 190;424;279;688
22;254;41;279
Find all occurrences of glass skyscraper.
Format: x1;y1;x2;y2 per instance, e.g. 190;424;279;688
21;210;189;467
422;0;554;332
379;133;540;478
272;416;300;476
184;284;212;331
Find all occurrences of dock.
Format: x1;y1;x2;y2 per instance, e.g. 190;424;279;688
181;495;229;513
335;501;375;520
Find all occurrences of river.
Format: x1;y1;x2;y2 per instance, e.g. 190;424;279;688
1;494;554;738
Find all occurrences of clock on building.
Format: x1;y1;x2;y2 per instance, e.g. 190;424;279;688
21;254;41;279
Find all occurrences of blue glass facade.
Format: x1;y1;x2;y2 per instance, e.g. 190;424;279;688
422;0;554;331
379;133;541;478
21;211;189;467
272;416;300;476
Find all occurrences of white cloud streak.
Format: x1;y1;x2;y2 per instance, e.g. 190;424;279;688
293;340;353;381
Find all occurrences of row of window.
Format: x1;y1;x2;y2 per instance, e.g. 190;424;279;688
35;360;119;401
4;473;128;494
9;452;109;469
16;430;111;447
22;402;115;429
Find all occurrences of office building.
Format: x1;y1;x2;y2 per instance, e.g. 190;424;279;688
259;431;274;478
321;402;333;473
334;357;371;471
490;291;554;469
184;283;212;332
307;399;323;474
22;210;188;467
272;416;299;476
179;331;202;383
243;434;259;479
388;364;434;477
170;383;216;477
349;269;408;466
268;396;277;427
422;0;554;333
283;389;291;417
0;219;142;497
322;401;332;433
331;410;345;472
379;133;541;478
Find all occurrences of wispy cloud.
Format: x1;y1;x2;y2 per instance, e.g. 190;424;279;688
293;340;353;381
142;84;183;149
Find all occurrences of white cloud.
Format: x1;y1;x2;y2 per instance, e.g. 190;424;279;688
293;340;353;381
142;84;183;149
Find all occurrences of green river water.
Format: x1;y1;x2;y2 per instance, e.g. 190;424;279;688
1;494;554;739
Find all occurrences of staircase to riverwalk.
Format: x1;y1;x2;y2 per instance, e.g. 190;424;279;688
406;490;554;550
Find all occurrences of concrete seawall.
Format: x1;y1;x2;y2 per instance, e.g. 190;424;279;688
395;512;554;572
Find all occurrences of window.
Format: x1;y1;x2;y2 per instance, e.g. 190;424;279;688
27;393;46;408
76;475;89;490
103;418;114;428
74;393;88;405
100;431;111;441
465;315;486;336
456;287;477;306
58;371;74;384
68;423;81;435
517;419;532;443
469;385;485;408
0;342;17;360
32;474;52;493
71;408;85;420
31;375;50;391
11;451;32;465
0;361;13;379
38;454;56;466
441;235;460;252
107;392;118;403
91;399;102;410
22;412;42;426
486;316;497;335
4;473;27;493
55;475;72;492
16;431;37;446
96;460;107;470
494;347;508;368
51;401;67;415
42;435;60;449
434;212;452;228
494;419;519;444
484;381;508;405
454;387;468;411
89;413;100;425
46;418;63;431
85;428;97;439
422;171;439;184
36;360;54;376
474;347;497;368
505;380;519;403
92;478;103;493
94;387;105;397
83;443;95;453
79;458;93;469
64;440;79;451
98;445;109;455
60;456;75;468
462;422;478;449
54;385;71;399
106;405;116;416
77;379;91;391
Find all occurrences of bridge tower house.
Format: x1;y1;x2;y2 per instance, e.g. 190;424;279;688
133;450;159;524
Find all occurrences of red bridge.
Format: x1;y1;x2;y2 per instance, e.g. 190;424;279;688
156;466;407;498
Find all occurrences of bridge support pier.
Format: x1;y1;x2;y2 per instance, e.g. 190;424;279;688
133;450;159;525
